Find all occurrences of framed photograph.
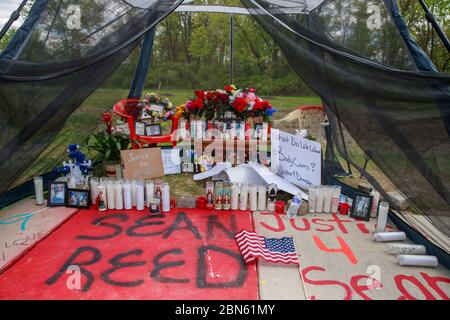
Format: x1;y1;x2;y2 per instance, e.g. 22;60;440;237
67;189;91;209
350;193;373;221
48;181;68;207
135;121;146;136
146;123;162;136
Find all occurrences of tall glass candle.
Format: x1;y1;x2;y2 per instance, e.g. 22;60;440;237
161;182;170;213
323;186;333;213
257;185;266;211
376;201;389;233
308;187;317;214
131;180;137;207
249;184;257;211
34;176;44;205
267;184;277;212
239;183;248;211
331;186;341;214
123;180;132;210
114;181;124;210
316;187;324;213
89;177;99;206
146;180;155;207
106;179;116;210
230;183;239;210
97;184;107;211
370;190;380;218
135;180;145;211
395;255;438;268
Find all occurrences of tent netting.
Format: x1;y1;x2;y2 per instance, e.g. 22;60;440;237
0;1;449;240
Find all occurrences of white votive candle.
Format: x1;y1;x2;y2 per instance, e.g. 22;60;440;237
89;177;99;206
239;183;248;211
161;182;170;213
330;186;341;214
231;183;239;210
97;184;107;211
114;181;124;210
373;232;406;242
308;187;317;214
316;187;324;213
106;180;115;210
323;186;333;213
395;255;438;268
385;244;426;255
249;184;257;211
123;181;132;210
376;201;389;233
146;180;155;207
34;176;44;205
135;181;145;211
370;190;380;218
257;185;266;211
131;180;137;207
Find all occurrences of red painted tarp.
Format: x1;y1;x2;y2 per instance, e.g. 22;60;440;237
0;209;258;300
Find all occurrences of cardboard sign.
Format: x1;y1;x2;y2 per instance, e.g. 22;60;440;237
271;129;321;190
161;148;181;175
121;148;164;180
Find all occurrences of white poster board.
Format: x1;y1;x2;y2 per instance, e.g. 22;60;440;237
271;129;321;190
161;148;181;175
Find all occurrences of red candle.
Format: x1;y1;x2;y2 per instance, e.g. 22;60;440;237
170;198;177;209
196;196;207;209
339;203;350;215
275;200;285;214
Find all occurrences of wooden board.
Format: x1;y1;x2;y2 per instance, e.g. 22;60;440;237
0;208;258;300
253;212;450;300
0;198;78;272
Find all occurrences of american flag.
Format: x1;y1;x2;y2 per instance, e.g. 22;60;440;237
235;229;299;265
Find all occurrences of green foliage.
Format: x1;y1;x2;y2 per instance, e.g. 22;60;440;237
0;28;16;52
86;131;130;164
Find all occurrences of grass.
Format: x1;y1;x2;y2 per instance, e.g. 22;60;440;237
14;88;321;188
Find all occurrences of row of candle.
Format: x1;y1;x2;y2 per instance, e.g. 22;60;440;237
89;178;170;213
206;181;278;212
307;185;341;214
178;119;269;141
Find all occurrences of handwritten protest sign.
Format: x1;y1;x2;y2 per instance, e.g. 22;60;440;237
121;148;164;180
271;129;321;190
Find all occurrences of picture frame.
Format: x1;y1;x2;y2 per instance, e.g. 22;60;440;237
350;193;373;221
181;162;194;173
47;181;68;207
146;123;162;136
66;188;91;209
135;121;146;136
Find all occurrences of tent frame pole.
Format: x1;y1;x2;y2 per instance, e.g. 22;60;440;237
417;0;450;53
0;0;29;41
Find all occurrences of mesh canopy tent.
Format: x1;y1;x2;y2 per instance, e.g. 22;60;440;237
239;0;450;239
0;0;182;195
1;0;449;244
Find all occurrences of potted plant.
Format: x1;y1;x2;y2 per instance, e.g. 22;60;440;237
87;112;130;177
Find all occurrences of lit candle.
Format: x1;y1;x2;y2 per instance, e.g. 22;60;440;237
373;232;406;242
249;184;257;211
161;182;170;213
395;255;438;268
257;185;266;211
231;183;239;210
376;201;389;233
123;180;132;210
89;177;99;206
106;179;115;210
239;183;248;211
145;180;155;207
114;181;123;210
33;176;44;205
135;181;145;211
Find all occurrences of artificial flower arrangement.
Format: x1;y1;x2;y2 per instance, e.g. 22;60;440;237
139;92;174;122
183;85;276;121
